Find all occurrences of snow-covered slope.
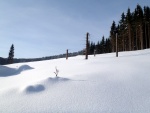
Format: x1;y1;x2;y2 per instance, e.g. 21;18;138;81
0;49;150;113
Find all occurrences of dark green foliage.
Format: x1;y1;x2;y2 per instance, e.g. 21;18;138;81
7;44;14;64
143;6;150;48
89;4;150;55
89;36;111;55
89;42;96;55
110;21;116;52
109;4;150;52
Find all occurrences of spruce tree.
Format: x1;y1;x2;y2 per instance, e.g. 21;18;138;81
136;4;144;49
144;6;150;48
126;8;132;51
8;44;14;64
101;36;105;53
119;12;126;51
110;21;116;52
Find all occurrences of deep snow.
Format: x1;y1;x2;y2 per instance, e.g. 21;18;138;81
0;49;150;113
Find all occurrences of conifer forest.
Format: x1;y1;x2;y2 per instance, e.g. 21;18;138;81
89;4;150;55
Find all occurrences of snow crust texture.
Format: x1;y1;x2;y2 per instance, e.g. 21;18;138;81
0;49;150;113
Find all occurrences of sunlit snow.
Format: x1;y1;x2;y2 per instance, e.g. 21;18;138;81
0;49;150;113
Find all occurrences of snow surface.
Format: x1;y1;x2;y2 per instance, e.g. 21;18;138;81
0;49;150;113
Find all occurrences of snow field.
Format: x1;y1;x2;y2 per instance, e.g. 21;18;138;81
0;49;150;113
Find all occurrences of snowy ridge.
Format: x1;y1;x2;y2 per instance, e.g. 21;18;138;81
0;65;33;77
0;49;150;113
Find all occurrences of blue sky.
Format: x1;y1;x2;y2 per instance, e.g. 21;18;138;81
0;0;149;58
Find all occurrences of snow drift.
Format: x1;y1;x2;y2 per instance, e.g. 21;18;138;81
0;65;33;77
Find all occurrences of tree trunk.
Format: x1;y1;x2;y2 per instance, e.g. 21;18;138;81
148;24;150;48
122;34;125;51
122;33;124;51
66;49;68;60
111;35;115;52
145;23;148;48
116;33;118;57
136;27;138;50
85;32;89;60
128;24;132;51
140;24;143;49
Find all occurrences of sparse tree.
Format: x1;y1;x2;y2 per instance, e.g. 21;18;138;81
8;44;14;64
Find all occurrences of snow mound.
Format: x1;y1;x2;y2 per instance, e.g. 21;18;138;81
21;77;70;94
0;65;33;77
17;65;34;72
22;84;45;94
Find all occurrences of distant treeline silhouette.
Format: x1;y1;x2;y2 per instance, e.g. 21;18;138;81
0;50;84;65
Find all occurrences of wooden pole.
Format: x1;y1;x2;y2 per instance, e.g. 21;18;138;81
86;32;89;59
66;49;68;60
94;49;96;57
116;33;118;57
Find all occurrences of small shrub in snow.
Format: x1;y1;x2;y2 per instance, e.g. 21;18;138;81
54;67;59;77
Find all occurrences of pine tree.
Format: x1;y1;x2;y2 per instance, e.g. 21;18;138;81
126;8;132;51
110;21;116;52
102;36;105;53
107;38;112;53
96;41;100;54
136;4;144;49
8;44;14;64
144;6;150;48
119;12;126;51
89;42;96;55
133;8;139;50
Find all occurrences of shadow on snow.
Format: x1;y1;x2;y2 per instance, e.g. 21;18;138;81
22;77;70;94
0;65;34;77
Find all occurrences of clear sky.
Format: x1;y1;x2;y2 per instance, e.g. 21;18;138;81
0;0;149;58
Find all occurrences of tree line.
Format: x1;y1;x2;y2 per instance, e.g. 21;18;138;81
88;36;111;55
0;44;84;65
89;4;150;54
